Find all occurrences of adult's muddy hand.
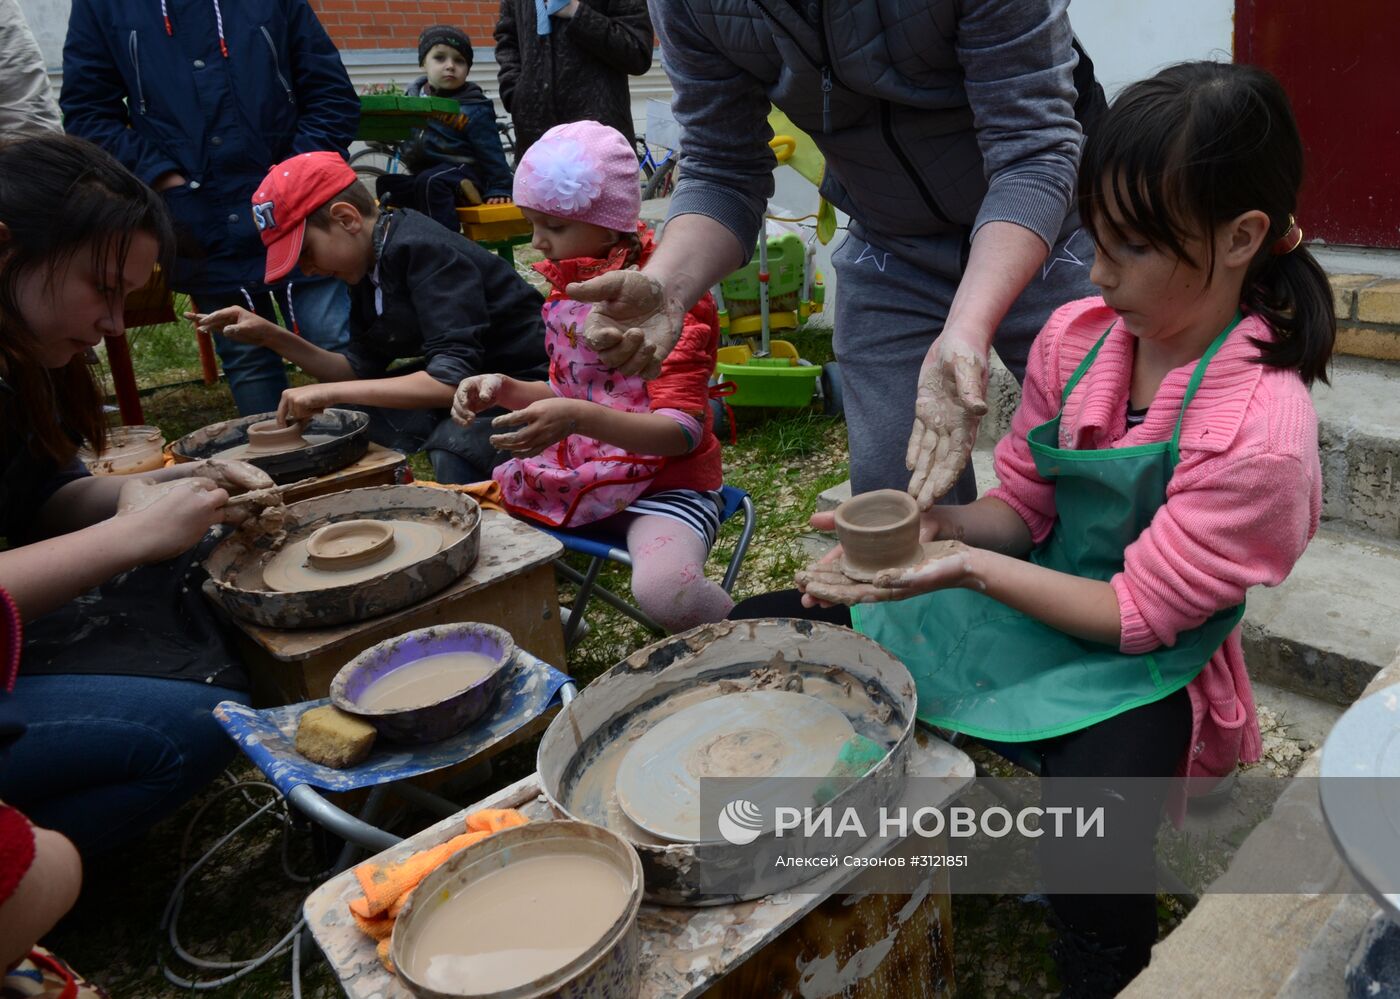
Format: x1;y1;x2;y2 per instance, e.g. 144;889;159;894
565;269;682;380
906;332;989;510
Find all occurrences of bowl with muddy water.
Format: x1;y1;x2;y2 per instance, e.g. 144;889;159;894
391;820;643;999
331;623;514;744
834;488;922;582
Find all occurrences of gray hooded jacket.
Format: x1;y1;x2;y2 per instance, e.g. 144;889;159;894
654;0;1104;272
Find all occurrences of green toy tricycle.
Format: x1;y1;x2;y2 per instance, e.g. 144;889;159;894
711;127;843;434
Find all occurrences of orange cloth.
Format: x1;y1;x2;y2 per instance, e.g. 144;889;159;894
348;807;527;964
414;478;506;512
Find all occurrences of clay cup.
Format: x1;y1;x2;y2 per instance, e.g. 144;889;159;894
834;489;921;581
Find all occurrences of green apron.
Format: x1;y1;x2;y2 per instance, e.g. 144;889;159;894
852;317;1246;742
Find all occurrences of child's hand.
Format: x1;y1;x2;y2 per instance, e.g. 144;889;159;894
115;477;229;563
277;384;338;425
485;196;512;204
451;374;505;426
185;307;283;349
795;539;974;606
489;398;580;457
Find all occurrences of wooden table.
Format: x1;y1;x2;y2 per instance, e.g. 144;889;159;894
305;731;974;998
227;510;565;706
279;444;407;503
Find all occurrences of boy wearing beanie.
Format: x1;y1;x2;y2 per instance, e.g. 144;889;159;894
191;152;547;484
378;25;515;233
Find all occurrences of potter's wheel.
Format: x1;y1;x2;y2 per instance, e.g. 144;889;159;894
212;434;338;461
262;519;444;592
168;409;369;485
539;619;919;906
614;690;855;843
202;485;480;629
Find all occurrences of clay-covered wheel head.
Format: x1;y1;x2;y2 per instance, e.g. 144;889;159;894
305;519;397;571
245;418;307;453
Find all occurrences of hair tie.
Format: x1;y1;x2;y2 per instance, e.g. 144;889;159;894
1272;214;1303;256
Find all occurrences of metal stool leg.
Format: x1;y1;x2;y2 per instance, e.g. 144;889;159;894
289;784;401;854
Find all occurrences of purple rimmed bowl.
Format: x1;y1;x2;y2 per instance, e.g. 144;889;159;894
329;623;515;745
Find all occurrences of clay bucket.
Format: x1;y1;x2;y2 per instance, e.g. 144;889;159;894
78;425;166;475
305;519;396;571
244;418;307;453
391;820;643;999
330;623;514;744
834;488;921;580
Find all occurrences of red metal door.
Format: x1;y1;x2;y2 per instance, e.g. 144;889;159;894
1236;0;1400;248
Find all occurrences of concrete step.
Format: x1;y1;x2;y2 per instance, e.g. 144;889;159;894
1313;355;1400;539
1243;522;1400;705
816;472;1400;707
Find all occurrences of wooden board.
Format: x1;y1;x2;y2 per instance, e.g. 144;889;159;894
279;444;407;504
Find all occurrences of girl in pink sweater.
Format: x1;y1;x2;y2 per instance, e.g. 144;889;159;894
750;62;1335;994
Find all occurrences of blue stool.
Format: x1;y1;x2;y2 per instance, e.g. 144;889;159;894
542;484;757;648
213;651;574;850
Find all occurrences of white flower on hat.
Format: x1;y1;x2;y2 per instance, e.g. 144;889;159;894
526;138;602;214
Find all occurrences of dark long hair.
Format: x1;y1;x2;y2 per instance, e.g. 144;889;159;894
1078;61;1335;385
0;134;173;463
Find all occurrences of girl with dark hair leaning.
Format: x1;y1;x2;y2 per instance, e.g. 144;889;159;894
741;62;1335;996
0;135;272;855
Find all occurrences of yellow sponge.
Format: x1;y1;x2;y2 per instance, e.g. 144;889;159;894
296;706;376;769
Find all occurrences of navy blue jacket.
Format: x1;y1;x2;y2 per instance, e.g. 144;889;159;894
403;76;513;200
62;0;359;296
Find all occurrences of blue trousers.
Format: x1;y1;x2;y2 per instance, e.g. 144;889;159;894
0;674;249;855
194;277;351;416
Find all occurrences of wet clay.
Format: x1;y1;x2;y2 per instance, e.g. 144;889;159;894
261;519;443;592
612;689;856;843
834;489;922;582
306;519;395;570
404;852;631;994
560;657;902;848
78;425;166;475
355;651;499;712
213;433;338;461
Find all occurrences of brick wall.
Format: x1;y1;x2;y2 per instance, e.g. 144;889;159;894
1331;275;1400;363
311;0;500;51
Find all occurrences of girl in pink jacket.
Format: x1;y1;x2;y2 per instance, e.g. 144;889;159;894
452;121;732;633
768;62;1335;993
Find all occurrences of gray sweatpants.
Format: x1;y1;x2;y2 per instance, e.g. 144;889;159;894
832;225;1098;503
0;0;61;139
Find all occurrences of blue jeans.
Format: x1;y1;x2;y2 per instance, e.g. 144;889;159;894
195;277;351;416
361;403;509;484
0;674;249;855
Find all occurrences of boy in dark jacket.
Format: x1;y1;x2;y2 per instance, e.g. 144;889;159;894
495;0;653;157
190;153;547;484
61;0;360;417
377;25;515;233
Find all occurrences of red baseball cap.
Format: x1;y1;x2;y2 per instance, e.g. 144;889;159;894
251;151;358;283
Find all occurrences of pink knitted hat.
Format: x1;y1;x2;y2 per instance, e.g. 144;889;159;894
513;120;640;233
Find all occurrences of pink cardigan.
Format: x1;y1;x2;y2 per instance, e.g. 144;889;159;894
986;297;1321;787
